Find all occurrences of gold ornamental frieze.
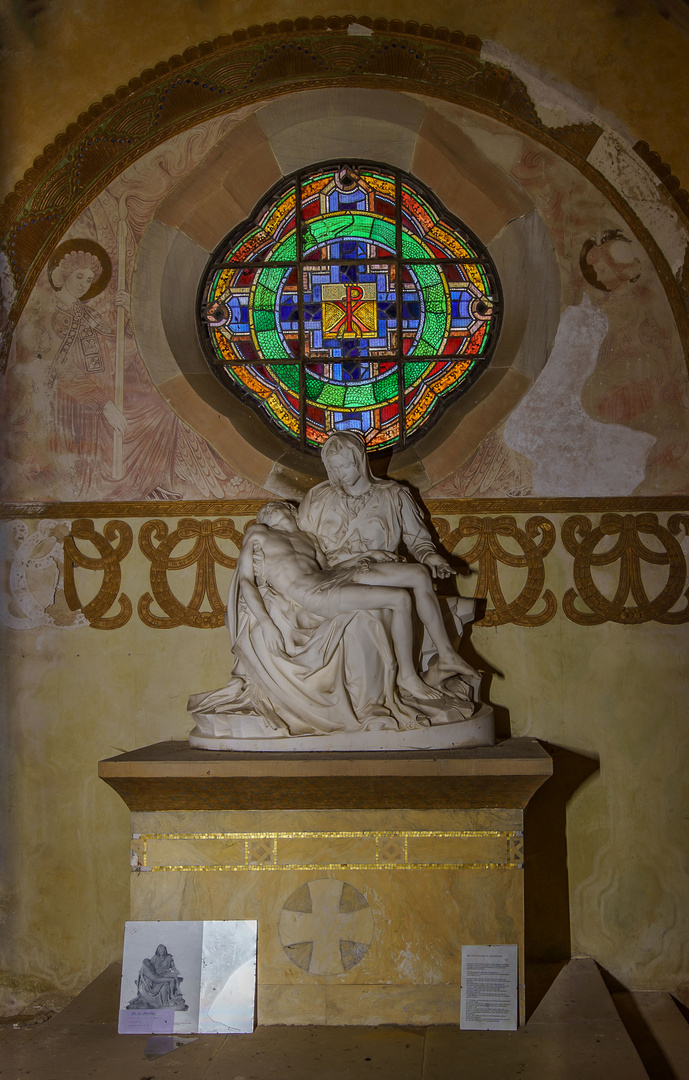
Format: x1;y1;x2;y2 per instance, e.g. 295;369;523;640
432;514;556;627
63;517;133;629
2;498;689;632
562;512;689;625
137;517;246;629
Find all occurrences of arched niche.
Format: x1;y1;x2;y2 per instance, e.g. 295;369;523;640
131;88;561;496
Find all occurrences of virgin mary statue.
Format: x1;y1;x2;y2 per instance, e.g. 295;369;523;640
188;432;493;749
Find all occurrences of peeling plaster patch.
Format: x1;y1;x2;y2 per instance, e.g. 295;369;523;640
504;295;655;496
347;22;373;36
397;945;419;982
480;41;594;130
588;131;688;275
396;944;442;984
0;520;87;629
0;250;16;313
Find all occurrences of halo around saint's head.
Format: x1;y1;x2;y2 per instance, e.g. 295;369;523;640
47;239;113;301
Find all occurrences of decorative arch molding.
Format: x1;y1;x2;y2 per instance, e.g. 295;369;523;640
2;13;688;374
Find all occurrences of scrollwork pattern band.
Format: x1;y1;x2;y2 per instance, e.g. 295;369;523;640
13;504;689;630
63;518;133;629
432;514;557;626
562;512;689;625
137;517;245;629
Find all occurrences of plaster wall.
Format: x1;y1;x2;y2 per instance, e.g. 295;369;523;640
4;0;689;195
2;0;689;1013
1;514;688;999
4;95;688;502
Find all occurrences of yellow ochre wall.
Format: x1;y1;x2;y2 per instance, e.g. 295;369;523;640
2;510;688;1001
1;0;688;1008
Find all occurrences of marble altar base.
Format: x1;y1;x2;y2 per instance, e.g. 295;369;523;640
99;739;552;1027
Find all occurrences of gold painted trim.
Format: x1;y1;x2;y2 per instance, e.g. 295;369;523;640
428;497;689;513
142;862;521;872
135;829;516;839
134;828;523;873
0;500;267;519
2;496;689;519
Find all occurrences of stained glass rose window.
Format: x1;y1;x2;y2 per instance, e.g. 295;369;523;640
198;162;501;454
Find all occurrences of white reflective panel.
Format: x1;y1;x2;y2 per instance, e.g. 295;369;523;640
118;920;257;1035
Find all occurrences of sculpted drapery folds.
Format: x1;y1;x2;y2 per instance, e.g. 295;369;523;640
298;433;448;577
188;432;485;745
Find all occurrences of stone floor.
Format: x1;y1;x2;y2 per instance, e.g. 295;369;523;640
2;958;688;1079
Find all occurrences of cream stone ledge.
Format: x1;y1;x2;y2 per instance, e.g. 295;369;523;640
98;737;552;812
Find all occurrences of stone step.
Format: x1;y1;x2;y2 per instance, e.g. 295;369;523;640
4;957;678;1079
421;958;649;1078
611;989;689;1080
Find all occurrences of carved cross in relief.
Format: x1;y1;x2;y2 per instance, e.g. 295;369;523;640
279;878;374;976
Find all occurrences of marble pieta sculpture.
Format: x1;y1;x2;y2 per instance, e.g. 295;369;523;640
188;432;495;750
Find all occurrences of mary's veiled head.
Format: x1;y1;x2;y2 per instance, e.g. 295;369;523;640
321;431;373;494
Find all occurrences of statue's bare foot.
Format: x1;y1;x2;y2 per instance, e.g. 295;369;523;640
398;673;443;701
436;652;479;681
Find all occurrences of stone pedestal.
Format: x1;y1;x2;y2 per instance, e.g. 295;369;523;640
99;738;551;1026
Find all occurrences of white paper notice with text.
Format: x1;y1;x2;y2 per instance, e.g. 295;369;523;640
460;944;518;1030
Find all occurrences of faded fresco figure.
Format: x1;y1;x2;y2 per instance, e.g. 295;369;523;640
46;245;131;495
44;240;186;498
126;944;189;1012
3;116;271;502
6;237;238;500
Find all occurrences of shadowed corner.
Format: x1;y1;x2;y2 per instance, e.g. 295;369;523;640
523;743;600;1020
597;965;682;1080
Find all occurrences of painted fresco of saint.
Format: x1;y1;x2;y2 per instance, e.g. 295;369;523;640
7;237;235;500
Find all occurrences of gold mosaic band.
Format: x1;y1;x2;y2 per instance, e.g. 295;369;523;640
131;829;524;873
